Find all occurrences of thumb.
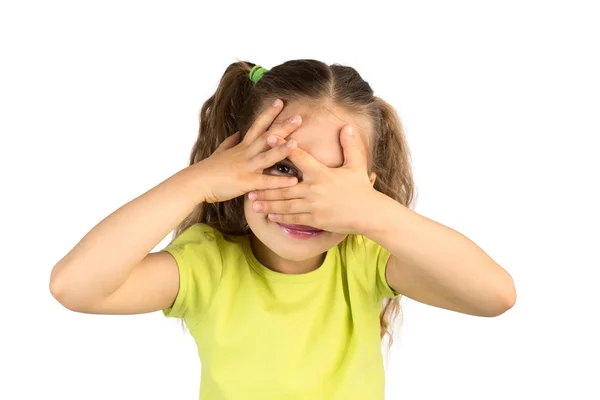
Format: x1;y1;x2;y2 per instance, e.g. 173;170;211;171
340;125;365;168
214;131;241;154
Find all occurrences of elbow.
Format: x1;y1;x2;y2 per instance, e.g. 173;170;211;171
49;266;88;313
49;272;75;311
490;289;516;317
49;266;65;303
485;274;517;317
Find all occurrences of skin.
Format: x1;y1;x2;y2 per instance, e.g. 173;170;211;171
244;101;376;274
249;101;517;317
50;96;516;318
49;99;303;314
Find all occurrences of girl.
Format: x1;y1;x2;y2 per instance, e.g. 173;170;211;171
50;59;516;399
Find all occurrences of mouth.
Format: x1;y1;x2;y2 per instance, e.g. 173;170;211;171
276;223;324;239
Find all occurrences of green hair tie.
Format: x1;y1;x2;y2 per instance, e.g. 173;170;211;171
249;65;269;83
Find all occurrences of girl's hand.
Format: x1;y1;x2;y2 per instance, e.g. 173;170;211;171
190;100;303;204
248;125;379;235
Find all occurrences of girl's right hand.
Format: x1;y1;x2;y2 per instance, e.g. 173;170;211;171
189;99;302;204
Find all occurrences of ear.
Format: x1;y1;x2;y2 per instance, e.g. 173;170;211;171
369;172;377;187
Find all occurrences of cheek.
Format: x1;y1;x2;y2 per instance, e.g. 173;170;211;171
243;196;264;225
243;196;252;219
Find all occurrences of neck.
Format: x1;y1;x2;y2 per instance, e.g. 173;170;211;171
249;235;326;274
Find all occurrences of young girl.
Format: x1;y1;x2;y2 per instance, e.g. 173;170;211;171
50;59;516;399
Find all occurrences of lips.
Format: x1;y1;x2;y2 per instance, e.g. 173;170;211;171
276;223;325;239
277;224;323;233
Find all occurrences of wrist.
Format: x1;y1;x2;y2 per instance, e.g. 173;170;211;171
172;163;208;205
359;190;398;238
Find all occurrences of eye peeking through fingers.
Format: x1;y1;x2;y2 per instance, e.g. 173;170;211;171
264;161;300;178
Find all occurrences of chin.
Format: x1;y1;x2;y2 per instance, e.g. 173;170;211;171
243;197;346;262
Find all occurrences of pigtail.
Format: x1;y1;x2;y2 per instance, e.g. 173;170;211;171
371;97;416;350
175;61;257;238
372;97;415;208
190;61;255;166
166;59;415;350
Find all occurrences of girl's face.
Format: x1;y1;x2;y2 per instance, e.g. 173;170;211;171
244;101;372;270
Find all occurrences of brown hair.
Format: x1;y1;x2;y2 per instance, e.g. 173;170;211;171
174;59;415;347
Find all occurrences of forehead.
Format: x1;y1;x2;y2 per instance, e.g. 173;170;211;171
271;101;371;168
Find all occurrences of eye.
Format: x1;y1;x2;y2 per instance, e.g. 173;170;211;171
276;164;292;174
266;162;297;177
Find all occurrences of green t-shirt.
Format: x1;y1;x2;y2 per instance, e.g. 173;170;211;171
161;223;399;400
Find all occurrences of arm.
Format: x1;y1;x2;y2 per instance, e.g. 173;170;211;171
49;166;204;314
249;126;516;317
49;101;302;315
364;190;517;317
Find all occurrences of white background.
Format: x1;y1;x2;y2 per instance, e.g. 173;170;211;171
1;0;598;399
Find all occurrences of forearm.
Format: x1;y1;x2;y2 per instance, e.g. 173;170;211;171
50;165;204;300
363;190;516;316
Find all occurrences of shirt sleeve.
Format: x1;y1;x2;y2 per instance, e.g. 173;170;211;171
160;223;223;325
348;234;400;301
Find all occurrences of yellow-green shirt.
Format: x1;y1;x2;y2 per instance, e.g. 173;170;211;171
161;223;399;400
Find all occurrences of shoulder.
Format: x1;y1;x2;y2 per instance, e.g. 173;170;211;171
167;223;220;246
161;224;237;323
339;234;389;263
164;223;247;263
338;234;396;300
166;223;239;251
338;234;383;278
161;223;223;266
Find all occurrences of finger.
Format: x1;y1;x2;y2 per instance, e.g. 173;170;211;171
248;136;297;170
248;184;307;201
286;145;324;177
264;134;290;148
243;99;285;144
248;114;302;155
251;173;298;191
340;125;367;168
254;124;323;178
214;131;241;154
252;199;311;214
263;135;289;151
267;212;313;225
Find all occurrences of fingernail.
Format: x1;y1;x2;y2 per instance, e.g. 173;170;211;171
253;202;262;212
268;213;277;220
267;136;277;145
248;191;257;200
272;99;281;108
290;115;300;124
347;125;354;136
286;139;296;149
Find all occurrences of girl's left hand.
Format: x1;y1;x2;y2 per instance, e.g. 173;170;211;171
248;124;378;235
